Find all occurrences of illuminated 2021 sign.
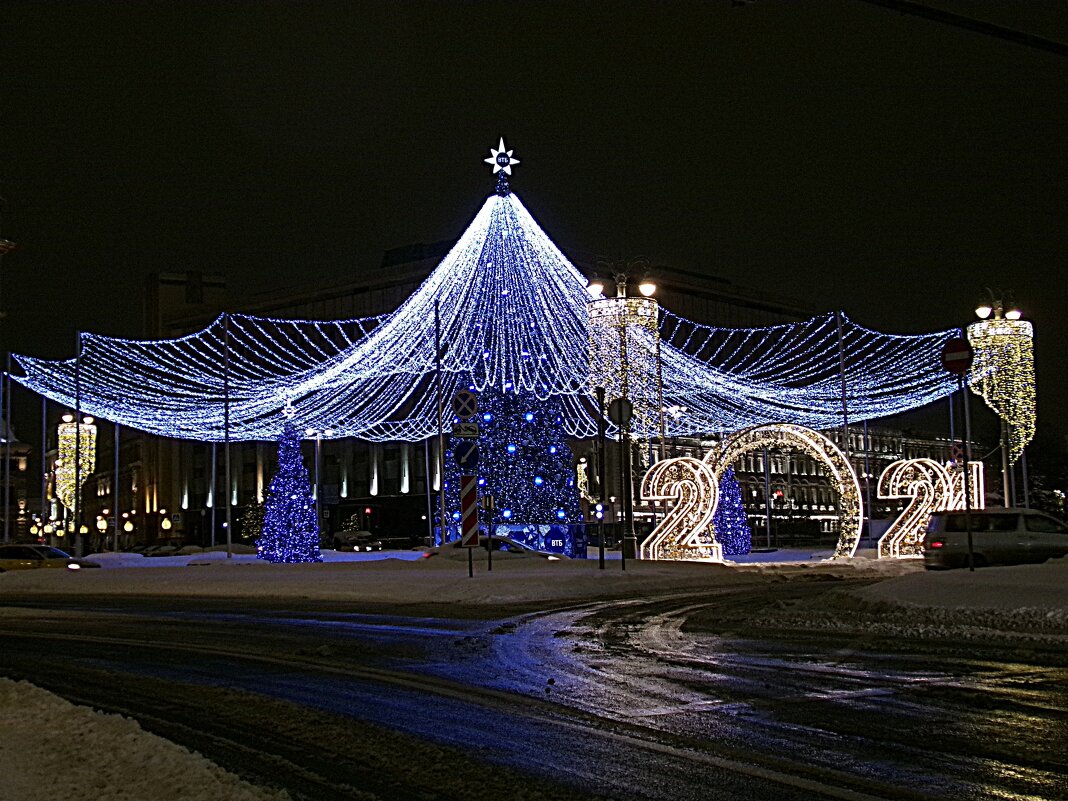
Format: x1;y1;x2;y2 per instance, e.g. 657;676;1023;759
876;459;984;558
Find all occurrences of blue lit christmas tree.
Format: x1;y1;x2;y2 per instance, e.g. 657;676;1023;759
257;421;323;563
714;466;752;556
443;384;581;554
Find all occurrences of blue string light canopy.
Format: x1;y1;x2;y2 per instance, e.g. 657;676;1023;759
13;140;962;442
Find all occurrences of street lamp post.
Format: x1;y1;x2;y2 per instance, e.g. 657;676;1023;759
587;265;663;562
306;427;335;536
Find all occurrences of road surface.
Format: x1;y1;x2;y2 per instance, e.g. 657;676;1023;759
1;578;1065;800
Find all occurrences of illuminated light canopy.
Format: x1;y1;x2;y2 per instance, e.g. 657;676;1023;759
14;150;966;444
967;318;1035;464
877;458;985;559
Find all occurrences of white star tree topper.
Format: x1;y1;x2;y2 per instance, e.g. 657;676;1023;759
484;137;520;175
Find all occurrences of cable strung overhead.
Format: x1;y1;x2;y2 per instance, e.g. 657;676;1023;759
14;158;961;442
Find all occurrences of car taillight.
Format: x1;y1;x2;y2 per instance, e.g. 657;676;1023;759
929;540;944;549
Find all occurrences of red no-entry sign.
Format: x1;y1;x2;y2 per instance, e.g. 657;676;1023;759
940;338;973;375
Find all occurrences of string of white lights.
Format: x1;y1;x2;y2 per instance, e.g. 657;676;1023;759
14;190;962;442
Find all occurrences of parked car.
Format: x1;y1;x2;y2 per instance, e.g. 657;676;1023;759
332;530;383;552
923;508;1068;569
0;544;102;572
421;535;568;560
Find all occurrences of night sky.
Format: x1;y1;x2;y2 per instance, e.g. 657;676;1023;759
2;2;1066;440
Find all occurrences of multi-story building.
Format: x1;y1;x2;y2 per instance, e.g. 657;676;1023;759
0;419;33;542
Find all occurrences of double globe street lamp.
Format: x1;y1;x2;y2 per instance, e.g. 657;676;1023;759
586;266;665;562
967;289;1034;508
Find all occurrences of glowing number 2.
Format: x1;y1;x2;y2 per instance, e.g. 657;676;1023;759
877;459;985;558
639;457;721;561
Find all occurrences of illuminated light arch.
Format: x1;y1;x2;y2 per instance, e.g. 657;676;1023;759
702;424;864;560
640;423;864;561
877;458;985;559
639;457;721;562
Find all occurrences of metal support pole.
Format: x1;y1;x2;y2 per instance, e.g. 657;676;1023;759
113;422;120;551
834;310;851;462
960;374;976;571
3;355;11;544
596;386;606;570
616;296;632;568
863;420;873;546
620;424;628;572
762;446;772;549
435;300;446;545
654;329;667;463
423;438;433;544
1021;449;1031;509
948;388;956;444
1000;419;1011;507
313;432;322;531
1006;423;1017;507
40;396;47;543
223;314;232;558
0;364;4;542
74;332;82;556
210;442;217;548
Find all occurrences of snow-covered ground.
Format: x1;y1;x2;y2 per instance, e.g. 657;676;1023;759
0;678;289;801
2;547;1063;615
1;546;912;607
2;549;1065;800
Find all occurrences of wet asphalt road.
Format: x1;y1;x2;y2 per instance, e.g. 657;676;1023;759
1;582;1065;801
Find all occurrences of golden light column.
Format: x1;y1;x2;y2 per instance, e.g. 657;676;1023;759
967;293;1034;491
54;414;96;516
586;272;665;444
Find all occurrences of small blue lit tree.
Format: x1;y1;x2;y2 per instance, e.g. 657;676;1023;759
257;421;322;563
714;466;752;556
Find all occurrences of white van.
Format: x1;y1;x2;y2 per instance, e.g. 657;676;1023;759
923;508;1068;569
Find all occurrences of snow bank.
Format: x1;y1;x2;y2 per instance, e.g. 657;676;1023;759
850;557;1068;614
0;678;289;801
82;549;424;568
0;553;761;606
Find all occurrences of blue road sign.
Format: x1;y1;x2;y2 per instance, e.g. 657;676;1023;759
454;440;480;470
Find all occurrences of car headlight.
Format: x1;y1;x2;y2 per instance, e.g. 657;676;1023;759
66;563;81;571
